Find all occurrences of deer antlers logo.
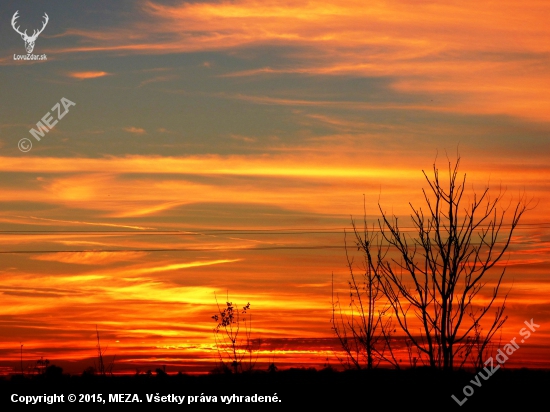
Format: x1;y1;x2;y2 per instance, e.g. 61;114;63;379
11;11;49;54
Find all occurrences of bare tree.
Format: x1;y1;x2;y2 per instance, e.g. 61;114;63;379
94;326;115;376
95;325;105;376
377;157;528;370
211;295;260;373
331;199;399;370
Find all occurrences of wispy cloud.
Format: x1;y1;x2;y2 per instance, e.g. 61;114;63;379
15;215;154;231
121;260;242;276
138;75;178;87
40;0;550;121
123;127;147;134
67;71;112;79
32;251;149;265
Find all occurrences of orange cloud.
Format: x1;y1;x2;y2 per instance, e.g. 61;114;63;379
123;127;147;134
32;251;148;265
67;71;111;79
42;0;549;121
0;154;545;221
18;215;154;230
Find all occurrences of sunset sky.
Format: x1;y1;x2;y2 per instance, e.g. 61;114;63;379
0;0;549;374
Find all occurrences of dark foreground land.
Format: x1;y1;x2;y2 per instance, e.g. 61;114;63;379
1;367;549;409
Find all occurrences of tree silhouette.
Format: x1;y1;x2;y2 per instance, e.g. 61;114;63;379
331;198;399;370
211;295;260;373
93;326;115;376
371;157;528;370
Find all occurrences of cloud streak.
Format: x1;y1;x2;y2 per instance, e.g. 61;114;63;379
67;71;112;79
